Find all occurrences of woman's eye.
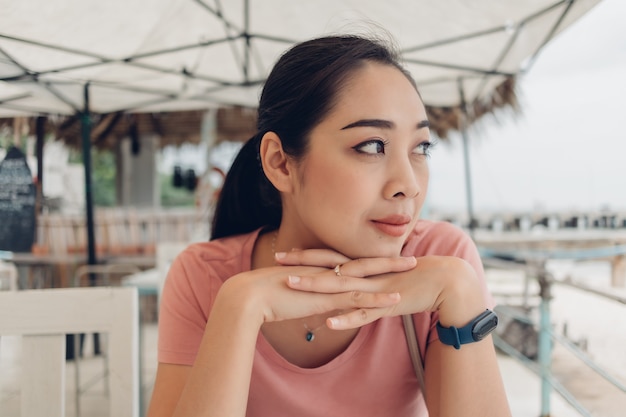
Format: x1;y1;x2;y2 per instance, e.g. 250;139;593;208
353;139;386;155
414;141;433;157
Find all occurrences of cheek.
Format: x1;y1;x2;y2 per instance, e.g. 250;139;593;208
420;166;430;191
299;158;369;210
416;166;429;210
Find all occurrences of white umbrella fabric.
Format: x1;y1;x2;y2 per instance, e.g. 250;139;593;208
0;0;601;117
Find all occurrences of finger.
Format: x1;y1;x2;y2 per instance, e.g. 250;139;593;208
275;248;351;268
327;306;397;330
287;275;405;314
329;291;400;314
288;274;379;294
276;287;398;319
338;256;417;278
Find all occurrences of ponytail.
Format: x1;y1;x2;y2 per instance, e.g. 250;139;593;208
210;134;281;240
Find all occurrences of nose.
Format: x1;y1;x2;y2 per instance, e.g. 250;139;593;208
382;157;422;200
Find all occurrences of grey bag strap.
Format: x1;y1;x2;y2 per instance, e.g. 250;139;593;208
402;314;426;396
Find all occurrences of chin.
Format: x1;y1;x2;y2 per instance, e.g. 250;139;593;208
342;241;404;259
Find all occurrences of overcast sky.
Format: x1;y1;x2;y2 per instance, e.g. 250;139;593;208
427;0;626;215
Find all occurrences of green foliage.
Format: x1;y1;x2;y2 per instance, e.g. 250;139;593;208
92;150;116;206
69;148;116;207
160;173;195;207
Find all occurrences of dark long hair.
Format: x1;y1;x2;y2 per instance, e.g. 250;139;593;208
211;35;414;240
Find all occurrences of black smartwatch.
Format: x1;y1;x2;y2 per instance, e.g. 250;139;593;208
436;309;498;350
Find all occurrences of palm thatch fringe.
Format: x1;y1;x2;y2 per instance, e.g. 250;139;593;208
0;77;519;149
426;77;520;139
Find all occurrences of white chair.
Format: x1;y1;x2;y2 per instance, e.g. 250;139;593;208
0;287;139;417
70;264;142;415
123;241;187;311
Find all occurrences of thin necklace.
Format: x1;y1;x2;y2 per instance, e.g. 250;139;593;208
270;230;325;342
303;320;326;342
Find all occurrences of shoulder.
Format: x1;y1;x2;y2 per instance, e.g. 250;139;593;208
159;229;261;333
172;229;260;280
414;219;467;239
163;229;260;306
402;219;474;257
403;220;492;305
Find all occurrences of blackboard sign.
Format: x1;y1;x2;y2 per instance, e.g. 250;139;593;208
0;146;36;252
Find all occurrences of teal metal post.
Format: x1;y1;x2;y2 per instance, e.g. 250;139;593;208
537;263;553;417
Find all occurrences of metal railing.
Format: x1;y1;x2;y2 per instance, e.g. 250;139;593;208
481;246;626;417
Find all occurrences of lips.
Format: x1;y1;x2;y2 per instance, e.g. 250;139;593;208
371;214;412;237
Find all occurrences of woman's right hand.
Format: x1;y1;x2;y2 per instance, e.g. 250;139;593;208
216;261;406;327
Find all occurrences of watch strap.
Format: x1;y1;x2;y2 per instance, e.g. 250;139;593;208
436;320;475;350
436;309;496;350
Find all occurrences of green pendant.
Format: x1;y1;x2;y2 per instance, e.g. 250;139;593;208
306;332;315;342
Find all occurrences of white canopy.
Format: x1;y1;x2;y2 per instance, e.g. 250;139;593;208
0;0;601;117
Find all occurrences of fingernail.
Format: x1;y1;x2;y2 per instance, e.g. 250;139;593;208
327;317;338;328
288;275;300;284
389;293;401;301
275;252;286;260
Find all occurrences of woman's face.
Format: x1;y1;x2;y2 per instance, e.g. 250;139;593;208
282;62;431;258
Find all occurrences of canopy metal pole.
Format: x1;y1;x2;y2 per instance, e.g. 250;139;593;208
80;82;101;360
35;116;45;214
243;0;250;82
458;79;476;237
81;83;97;268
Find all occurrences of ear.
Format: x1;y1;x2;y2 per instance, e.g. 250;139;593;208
259;131;295;193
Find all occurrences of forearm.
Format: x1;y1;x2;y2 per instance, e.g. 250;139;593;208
425;260;511;417
426;336;510;417
173;282;263;417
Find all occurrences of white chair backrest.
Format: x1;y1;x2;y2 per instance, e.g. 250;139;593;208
0;287;139;417
73;263;142;287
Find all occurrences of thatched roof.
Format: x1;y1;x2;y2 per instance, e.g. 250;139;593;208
426;77;519;139
0;106;258;149
0;77;519;149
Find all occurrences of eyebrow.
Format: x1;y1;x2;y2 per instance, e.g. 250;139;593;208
340;119;430;130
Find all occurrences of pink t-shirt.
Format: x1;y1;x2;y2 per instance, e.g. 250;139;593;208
158;220;493;417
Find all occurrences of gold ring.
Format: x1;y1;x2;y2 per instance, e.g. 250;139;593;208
334;264;342;276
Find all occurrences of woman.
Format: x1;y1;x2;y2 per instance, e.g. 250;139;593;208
148;34;512;417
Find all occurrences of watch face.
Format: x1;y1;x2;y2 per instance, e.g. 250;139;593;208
471;310;498;341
